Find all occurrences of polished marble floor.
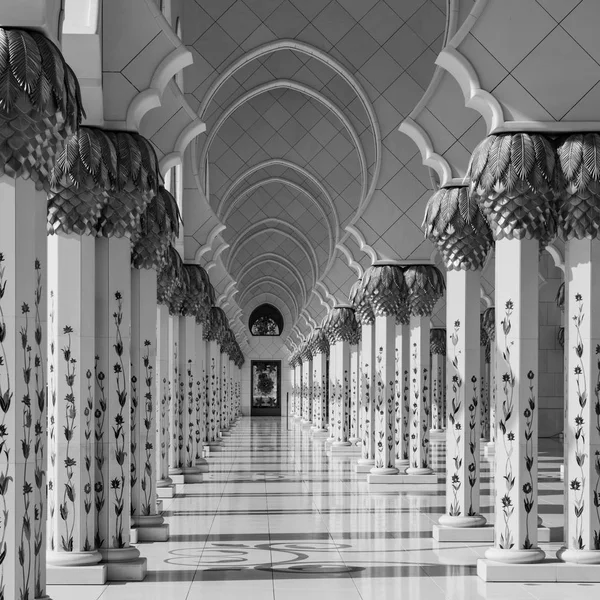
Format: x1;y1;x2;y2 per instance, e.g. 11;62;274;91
49;417;596;600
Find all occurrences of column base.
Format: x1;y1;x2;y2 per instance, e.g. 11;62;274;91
395;458;410;470
182;466;203;483
433;524;558;544
349;437;361;445
156;484;175;498
135;521;170;542
100;547;148;582
438;514;487;529
367;472;438;486
405;466;433;475
331;440;352;447
47;563;107;586
484;547;546;564
476;558;600;582
221;430;231;436
429;428;445;438
195;457;209;472
355;460;374;473
369;466;399;476
168;467;183;476
329;444;360;455
558;547;600;565
311;429;329;439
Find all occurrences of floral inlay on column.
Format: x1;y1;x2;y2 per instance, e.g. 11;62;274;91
0;25;84;598
556;132;600;565
404;265;445;476
469;132;554;563
361;263;409;476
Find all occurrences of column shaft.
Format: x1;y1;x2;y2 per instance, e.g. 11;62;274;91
371;315;398;474
440;269;485;527
155;305;172;491
486;237;544;562
206;340;220;445
333;340;351;446
130;269;167;540
312;353;327;432
350;344;360;443
407;315;432;475
94;237;143;569
180;316;200;478
431;353;444;431
168;316;182;474
359;323;375;465
195;323;207;467
47;234;101;569
395;323;410;467
559;238;600;563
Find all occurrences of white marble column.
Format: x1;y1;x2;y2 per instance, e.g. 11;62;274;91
301;355;312;426
407;314;433;475
486;237;544;563
195;322;208;471
332;339;351;447
206;337;221;446
94;236;146;578
395;319;411;469
480;318;490;441
327;346;336;441
358;322;375;468
228;358;235;426
430;329;446;433
311;347;328;435
168;316;183;474
482;307;496;450
130;269;168;541
558;238;600;564
180;316;202;482
349;342;360;444
155;305;174;497
439;269;486;528
371;314;398;474
220;350;228;433
46;233;104;580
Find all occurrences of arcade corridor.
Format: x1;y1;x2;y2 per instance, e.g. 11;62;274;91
50;418;572;600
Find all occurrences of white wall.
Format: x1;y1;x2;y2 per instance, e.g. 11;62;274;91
241;336;292;417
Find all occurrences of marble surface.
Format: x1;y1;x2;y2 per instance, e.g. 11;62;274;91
49;417;592;600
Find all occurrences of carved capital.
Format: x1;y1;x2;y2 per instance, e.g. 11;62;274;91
48;126;116;236
94;131;159;238
468;133;557;246
404;264;445;317
309;328;329;358
557;133;600;239
132;185;180;270
0;28;84;187
157;245;184;308
423;186;493;270
430;328;446;356
362;263;408;317
348;279;374;325
325;306;358;344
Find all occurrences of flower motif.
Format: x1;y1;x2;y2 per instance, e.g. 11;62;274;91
523;483;532;494
570;479;581;491
110;478;120;490
507;432;515;441
575;416;584;426
527;370;534;380
574;366;582;375
505;300;513;310
575;293;582;302
501;494;512;507
502;373;510;382
524;409;531;418
94;482;103;493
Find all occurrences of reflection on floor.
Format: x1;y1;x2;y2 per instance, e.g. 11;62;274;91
49;417;590;600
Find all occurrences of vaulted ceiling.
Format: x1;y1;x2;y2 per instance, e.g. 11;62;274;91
181;0;449;348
